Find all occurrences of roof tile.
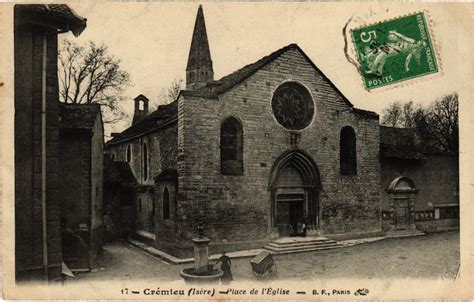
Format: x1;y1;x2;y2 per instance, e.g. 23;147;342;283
106;101;177;146
59;103;101;130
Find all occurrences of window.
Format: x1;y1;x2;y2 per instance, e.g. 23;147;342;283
143;142;148;181
111;153;115;161
220;117;243;175
163;187;170;220
271;82;314;130
340;126;357;175
126;145;132;163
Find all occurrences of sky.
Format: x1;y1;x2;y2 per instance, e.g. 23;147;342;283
61;2;472;135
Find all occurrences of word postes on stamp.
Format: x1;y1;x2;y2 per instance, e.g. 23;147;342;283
351;12;439;90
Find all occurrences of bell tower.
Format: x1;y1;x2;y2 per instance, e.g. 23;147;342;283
132;94;149;125
186;5;214;91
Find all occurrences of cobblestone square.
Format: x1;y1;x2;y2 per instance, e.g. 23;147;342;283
75;231;459;283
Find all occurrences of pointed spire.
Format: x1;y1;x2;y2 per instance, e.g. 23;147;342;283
186;5;214;90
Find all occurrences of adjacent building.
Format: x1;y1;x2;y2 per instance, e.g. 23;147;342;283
14;4;106;280
14;4;87;280
59;103;104;270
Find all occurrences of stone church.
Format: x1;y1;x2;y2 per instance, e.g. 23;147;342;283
106;5;458;258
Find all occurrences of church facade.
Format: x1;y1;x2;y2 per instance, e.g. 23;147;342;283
176;44;382;254
105;6;458;258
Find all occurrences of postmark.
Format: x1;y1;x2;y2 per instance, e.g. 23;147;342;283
351;12;439;90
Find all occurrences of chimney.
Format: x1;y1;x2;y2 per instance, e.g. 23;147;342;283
132;94;149;125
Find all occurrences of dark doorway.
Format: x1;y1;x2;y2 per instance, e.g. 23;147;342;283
289;201;304;233
275;193;305;235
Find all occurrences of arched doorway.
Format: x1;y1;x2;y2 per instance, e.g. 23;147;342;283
386;176;417;231
269;150;321;236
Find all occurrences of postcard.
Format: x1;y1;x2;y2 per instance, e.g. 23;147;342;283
1;2;472;300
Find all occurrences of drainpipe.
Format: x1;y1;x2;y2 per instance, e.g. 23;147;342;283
88;131;93;270
41;33;48;280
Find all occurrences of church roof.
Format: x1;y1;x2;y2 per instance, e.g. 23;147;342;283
186;5;213;72
380;126;422;159
106;101;178;146
59;103;101;131
16;4;87;37
104;155;137;185
134;94;149;101
182;43;355;107
353;108;379;119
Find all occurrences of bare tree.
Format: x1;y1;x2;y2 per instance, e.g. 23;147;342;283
381;101;403;127
150;78;183;111
381;101;423;129
381;93;459;153
420;93;459;153
58;39;131;124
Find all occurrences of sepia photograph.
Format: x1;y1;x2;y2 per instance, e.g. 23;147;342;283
1;2;472;299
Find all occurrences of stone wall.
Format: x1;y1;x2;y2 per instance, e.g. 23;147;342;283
108;124;177;186
14;20;62;279
135;189;155;233
59;132;91;230
153;179;178;254
381;154;459;210
103;185;135;240
381;153;459;232
176;47;381;255
90;114;104;260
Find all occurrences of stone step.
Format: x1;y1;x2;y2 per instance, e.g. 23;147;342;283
264;244;342;252
266;240;339;249
271;237;333;245
133;229;156;246
264;243;346;254
386;230;425;238
386;229;424;234
263;236;347;254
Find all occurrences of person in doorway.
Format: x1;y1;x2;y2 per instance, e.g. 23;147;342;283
215;251;233;284
301;220;307;237
296;220;307;237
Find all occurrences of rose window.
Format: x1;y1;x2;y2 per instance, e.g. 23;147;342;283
271;82;314;130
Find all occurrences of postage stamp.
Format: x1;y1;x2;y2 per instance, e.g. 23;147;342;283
351;12;439;90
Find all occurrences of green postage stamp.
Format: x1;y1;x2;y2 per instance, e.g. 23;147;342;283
352;12;439;90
